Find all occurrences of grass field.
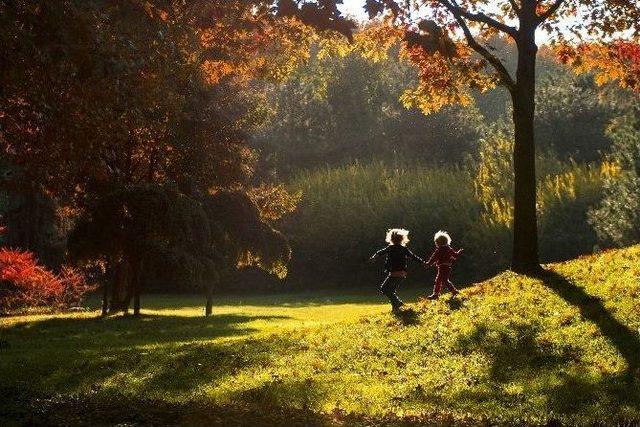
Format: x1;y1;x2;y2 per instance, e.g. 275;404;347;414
2;246;640;426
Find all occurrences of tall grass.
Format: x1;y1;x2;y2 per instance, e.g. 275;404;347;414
282;160;605;287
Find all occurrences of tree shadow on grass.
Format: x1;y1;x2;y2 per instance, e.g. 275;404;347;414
431;269;640;423
2;313;293;396
535;269;640;376
5;313;290;348
454;322;573;383
442;318;640;423
1;385;450;427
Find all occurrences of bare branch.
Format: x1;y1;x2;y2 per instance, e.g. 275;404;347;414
536;0;565;22
449;10;516;91
436;0;518;38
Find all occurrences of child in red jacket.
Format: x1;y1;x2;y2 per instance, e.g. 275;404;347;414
425;230;463;299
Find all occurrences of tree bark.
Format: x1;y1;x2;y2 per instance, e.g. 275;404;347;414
511;13;542;274
109;260;130;313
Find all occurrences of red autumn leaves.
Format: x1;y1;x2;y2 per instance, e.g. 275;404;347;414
0;229;95;314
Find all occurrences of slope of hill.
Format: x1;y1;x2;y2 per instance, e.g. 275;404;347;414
1;246;639;426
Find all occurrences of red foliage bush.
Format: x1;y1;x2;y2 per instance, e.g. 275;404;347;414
0;249;95;314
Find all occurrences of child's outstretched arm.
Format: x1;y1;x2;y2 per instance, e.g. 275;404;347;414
425;248;439;266
451;247;464;259
406;247;425;264
369;246;389;261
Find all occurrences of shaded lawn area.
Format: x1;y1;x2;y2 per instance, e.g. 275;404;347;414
2;248;640;426
0;290;417;426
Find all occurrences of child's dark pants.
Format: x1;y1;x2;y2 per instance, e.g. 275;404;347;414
380;275;404;308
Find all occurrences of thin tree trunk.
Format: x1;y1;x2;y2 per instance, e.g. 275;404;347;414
205;284;214;317
101;281;109;317
511;17;541;274
133;260;142;316
101;260;114;317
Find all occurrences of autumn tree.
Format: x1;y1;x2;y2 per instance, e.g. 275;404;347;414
360;0;640;272
1;0;355;314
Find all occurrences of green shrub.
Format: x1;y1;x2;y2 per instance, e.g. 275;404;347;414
589;110;640;246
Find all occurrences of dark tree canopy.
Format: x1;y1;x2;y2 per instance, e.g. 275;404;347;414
0;0;309;315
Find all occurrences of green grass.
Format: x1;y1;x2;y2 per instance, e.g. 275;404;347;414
2;247;640;426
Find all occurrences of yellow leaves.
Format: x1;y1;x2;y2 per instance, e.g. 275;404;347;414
600;160;621;178
399;84;473;116
317;35;354;60
355;24;403;63
248;183;301;222
474;125;607;228
474;125;514;226
316;23;401;63
537;164;604;215
198;13;316;87
236;252;288;279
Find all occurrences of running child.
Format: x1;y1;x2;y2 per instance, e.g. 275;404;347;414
369;228;425;311
425;230;463;299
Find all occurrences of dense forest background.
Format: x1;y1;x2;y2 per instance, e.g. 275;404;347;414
249;37;639;289
2;17;639;294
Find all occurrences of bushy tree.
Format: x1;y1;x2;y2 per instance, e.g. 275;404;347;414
253;37;483;176
589;109;640;246
68;185;290;316
0;0;322;314
536;70;620;162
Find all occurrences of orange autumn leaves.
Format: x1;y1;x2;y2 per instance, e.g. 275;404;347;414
558;40;640;93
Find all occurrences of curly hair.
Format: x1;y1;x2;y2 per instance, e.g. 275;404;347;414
385;228;410;246
434;230;451;247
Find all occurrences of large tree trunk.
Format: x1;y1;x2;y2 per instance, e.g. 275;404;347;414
109;260;130;313
511;19;541;274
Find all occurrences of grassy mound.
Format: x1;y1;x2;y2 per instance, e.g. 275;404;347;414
2;247;640;426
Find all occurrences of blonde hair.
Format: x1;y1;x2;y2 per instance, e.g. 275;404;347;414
385;228;410;246
434;230;451;247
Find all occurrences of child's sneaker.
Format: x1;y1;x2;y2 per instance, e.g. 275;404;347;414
426;294;439;300
451;289;459;297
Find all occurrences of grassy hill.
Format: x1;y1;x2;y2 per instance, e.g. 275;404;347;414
2;246;640;426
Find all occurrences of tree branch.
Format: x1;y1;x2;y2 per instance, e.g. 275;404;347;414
449;10;516;91
508;0;521;16
536;0;565;22
436;0;518;38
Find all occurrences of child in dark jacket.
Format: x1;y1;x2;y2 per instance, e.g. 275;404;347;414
425;230;463;299
370;228;424;311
